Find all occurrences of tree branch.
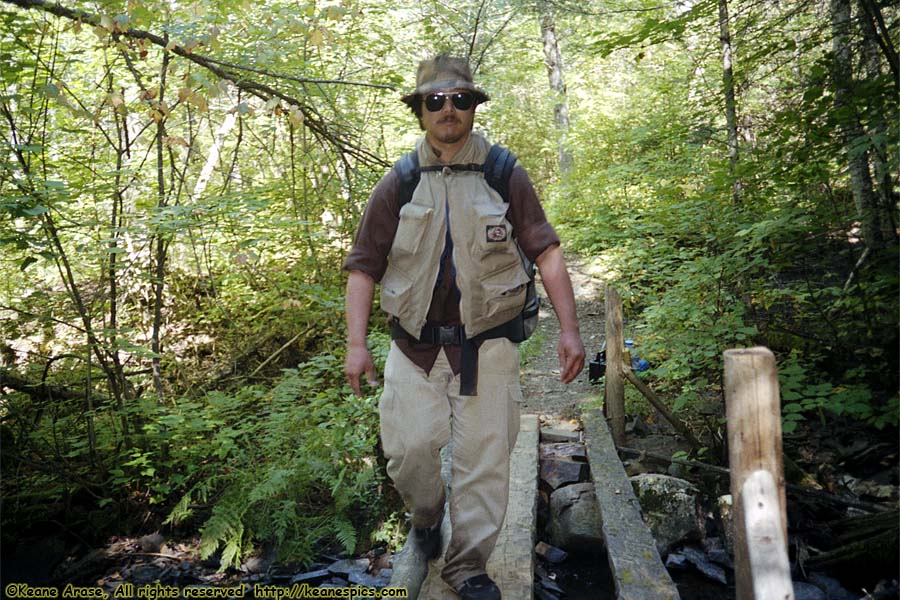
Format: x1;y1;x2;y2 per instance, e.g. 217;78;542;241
1;0;390;167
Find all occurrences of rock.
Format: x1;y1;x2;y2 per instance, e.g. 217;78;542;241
138;533;165;553
327;558;369;577
348;570;382;587
681;546;727;585
534;541;568;564
290;569;330;584
540;442;587;462
535;588;562;600
665;552;688;570
702;536;733;569
541;428;580;443
537;574;565;596
806;572;855;600
241;554;272;574
624;459;651;477
625;415;652;437
540;458;590;490
630;473;704;556
547;482;605;551
793;581;827;600
717;494;735;555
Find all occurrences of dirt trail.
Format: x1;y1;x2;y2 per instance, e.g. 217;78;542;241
520;254;607;418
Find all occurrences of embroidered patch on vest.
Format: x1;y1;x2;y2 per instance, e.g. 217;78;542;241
486;224;508;243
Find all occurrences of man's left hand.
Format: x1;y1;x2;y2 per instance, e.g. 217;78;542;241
557;330;585;384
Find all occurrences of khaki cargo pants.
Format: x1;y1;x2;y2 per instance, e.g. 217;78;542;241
379;338;521;590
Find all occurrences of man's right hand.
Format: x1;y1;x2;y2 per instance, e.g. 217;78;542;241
345;344;378;397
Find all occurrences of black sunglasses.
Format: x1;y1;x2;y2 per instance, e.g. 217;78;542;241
424;92;475;112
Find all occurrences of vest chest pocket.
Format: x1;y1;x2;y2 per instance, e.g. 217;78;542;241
391;203;433;256
473;203;513;255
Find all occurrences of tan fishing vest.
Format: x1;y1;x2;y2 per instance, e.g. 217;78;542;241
380;133;531;339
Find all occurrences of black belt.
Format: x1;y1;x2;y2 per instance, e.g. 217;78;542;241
391;320;465;346
390;317;527;396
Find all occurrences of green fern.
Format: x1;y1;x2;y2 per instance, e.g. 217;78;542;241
332;516;357;555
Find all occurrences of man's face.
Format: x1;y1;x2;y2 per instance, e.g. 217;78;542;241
421;89;476;146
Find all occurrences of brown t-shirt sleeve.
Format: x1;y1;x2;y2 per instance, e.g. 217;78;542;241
507;166;560;261
342;170;400;283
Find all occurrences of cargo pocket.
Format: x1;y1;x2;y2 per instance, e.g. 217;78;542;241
392;203;433;256
380;266;413;318
481;260;530;323
505;383;523;455
378;387;404;460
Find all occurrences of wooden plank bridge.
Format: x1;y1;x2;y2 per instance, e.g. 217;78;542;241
389;282;792;599
390;411;681;599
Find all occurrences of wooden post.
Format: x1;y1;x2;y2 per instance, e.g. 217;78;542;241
604;285;625;446
724;347;790;600
743;470;793;600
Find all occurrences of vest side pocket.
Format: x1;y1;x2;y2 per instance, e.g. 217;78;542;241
479;260;530;324
380;266;414;318
391;203;433;256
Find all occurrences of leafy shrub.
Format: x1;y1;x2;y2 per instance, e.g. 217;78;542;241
158;331;392;568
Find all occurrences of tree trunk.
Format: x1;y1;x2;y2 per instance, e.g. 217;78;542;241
150;51;170;403
831;0;884;249
718;0;741;205
857;1;899;244
540;10;573;175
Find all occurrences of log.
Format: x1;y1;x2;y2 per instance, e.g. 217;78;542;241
604;285;625;446
805;527;899;571
724;347;788;600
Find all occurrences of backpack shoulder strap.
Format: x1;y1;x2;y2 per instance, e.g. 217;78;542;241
394;144;518;209
483;144;518;203
393;150;420;211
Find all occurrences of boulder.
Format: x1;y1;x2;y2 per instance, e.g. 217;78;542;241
546;482;605;551
630;473;704;556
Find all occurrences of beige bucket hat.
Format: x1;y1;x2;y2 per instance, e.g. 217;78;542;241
400;54;490;109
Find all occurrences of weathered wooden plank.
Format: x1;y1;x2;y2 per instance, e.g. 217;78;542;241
398;414;540;599
487;413;539;599
582;408;681;600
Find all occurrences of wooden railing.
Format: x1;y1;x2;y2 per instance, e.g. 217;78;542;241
603;287;793;599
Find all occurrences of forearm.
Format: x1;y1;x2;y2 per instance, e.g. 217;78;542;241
535;245;579;334
345;270;375;347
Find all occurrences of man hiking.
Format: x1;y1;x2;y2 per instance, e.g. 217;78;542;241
343;54;584;599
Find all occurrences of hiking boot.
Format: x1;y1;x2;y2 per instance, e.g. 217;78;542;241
413;515;443;561
457;574;501;600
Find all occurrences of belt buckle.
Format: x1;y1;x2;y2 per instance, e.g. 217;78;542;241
437;325;458;345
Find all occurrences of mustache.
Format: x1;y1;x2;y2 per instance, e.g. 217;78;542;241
438;116;460;124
